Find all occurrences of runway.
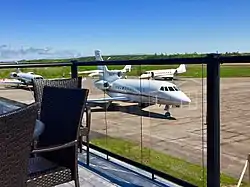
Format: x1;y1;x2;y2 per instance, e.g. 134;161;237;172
1;77;250;179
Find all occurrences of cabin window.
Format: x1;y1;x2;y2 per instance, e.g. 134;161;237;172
168;87;175;91
164;87;169;91
160;86;164;91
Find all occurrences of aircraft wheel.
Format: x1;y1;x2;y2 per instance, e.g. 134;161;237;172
165;112;171;118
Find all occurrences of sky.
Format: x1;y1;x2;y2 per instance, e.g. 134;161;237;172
0;0;250;60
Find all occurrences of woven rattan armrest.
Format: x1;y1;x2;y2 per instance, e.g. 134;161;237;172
78;105;91;156
32;140;77;154
80;105;91;134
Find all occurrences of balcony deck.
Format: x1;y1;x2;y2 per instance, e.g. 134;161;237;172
58;148;180;187
57;165;118;187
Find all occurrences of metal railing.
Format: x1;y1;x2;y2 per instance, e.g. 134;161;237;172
1;53;250;187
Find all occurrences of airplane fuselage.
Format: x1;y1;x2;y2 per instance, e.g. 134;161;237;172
96;79;191;106
140;69;177;80
10;72;43;85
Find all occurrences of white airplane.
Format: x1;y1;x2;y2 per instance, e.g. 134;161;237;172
78;50;131;79
0;62;43;87
139;64;186;80
87;65;191;118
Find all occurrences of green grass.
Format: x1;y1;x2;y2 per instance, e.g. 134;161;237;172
0;64;249;79
91;137;250;187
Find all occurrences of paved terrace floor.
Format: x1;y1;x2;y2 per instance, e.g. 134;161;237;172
57;149;182;187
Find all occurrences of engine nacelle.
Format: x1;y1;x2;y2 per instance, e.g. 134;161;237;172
117;71;122;78
10;72;18;78
109;71;123;78
150;72;155;78
95;80;111;90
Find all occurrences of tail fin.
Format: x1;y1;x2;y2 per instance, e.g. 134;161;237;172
94;50;119;82
95;50;104;61
95;49;107;72
122;65;132;72
98;64;120;82
176;64;186;74
15;61;21;73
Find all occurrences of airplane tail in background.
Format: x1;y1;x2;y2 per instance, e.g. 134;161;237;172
95;50;104;61
95;49;107;72
123;65;132;72
94;49;130;82
94;50;115;82
176;64;186;74
15;61;21;73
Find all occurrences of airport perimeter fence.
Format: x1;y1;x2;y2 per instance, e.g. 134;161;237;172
1;53;250;187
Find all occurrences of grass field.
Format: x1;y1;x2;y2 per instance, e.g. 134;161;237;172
0;64;249;79
91;137;249;187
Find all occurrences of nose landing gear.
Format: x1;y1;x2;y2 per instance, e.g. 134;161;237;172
164;105;171;118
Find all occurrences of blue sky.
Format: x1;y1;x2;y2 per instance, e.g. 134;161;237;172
0;0;249;59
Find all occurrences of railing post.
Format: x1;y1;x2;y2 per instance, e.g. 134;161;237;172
70;60;78;79
206;53;220;187
248;154;250;183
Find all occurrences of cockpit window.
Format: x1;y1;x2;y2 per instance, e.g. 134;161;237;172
160;86;179;91
174;86;179;91
168;87;175;91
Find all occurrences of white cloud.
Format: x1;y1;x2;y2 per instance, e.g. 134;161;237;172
0;45;82;62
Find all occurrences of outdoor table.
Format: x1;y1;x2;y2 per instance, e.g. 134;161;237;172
0;97;45;139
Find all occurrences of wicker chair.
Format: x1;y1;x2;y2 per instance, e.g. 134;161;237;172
0;102;39;187
32;77;91;157
27;86;89;187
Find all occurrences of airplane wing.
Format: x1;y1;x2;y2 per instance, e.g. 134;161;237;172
78;70;103;75
87;96;129;104
88;72;101;77
0;79;24;85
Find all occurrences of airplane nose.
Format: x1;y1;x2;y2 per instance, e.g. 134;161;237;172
183;95;191;104
167;92;191;105
179;92;191;104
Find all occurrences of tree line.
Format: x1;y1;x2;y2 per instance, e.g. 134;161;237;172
23;51;249;63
